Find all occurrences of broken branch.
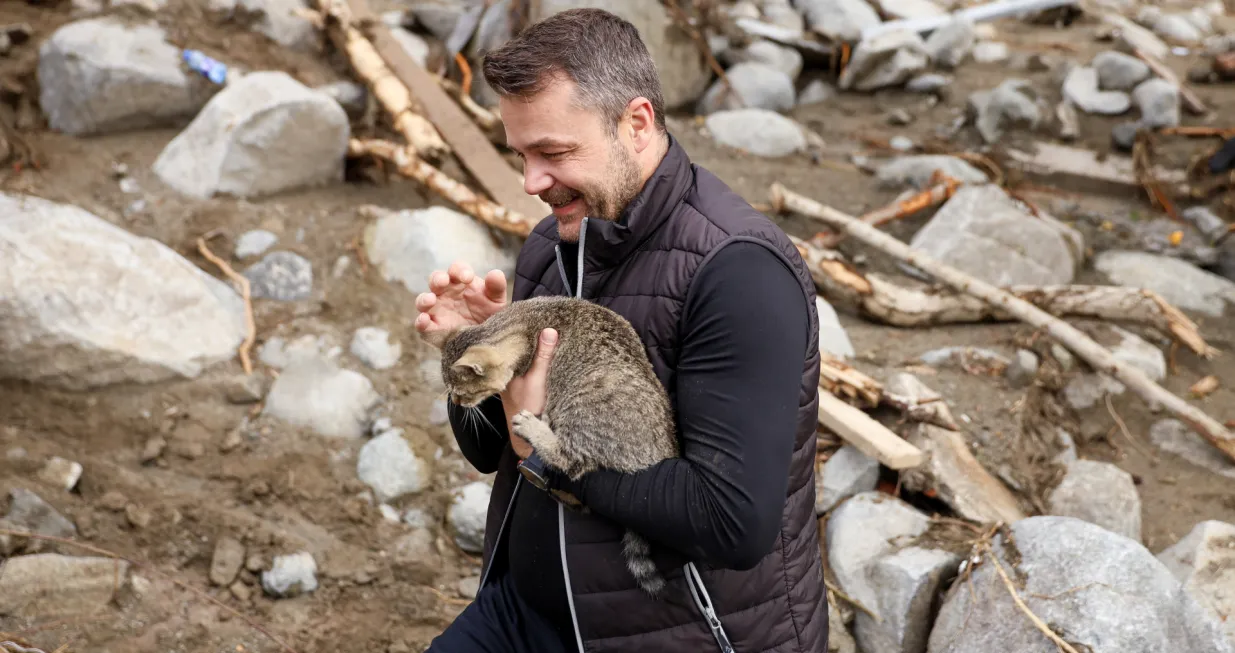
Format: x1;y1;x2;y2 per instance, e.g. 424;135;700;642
772;182;1235;464
349;138;537;237
196;236;255;375
790;236;1214;358
316;0;450;160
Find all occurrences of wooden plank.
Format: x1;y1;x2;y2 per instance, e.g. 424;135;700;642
817;391;927;470
349;0;552;222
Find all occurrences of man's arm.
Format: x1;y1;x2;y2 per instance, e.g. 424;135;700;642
448;395;511;474
554;240;810;570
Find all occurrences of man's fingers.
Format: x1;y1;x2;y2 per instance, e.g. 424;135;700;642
484;270;508;302
414;292;437;313
414;313;431;331
448;261;474;286
428;270;451;294
532;328;558;366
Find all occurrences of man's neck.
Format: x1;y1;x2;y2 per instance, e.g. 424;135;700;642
638;132;670;185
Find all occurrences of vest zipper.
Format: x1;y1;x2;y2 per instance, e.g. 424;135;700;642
478;475;522;590
685;562;735;653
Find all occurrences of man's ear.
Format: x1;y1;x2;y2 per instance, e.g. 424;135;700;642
624;96;657;153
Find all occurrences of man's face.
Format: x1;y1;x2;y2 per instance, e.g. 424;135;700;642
500;76;643;242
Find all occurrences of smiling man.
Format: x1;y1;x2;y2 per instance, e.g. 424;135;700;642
417;8;828;653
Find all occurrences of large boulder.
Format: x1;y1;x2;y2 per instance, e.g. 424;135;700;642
1158;520;1235;650
38;18;217;135
908;184;1084;286
153;70;349;199
530;0;713;110
927;516;1232;653
0;193;247;390
362;205;517;297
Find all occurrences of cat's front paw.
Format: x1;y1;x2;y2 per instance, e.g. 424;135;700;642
510;410;536;436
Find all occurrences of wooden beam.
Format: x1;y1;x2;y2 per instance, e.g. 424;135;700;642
347;0;552;222
817;391;927;470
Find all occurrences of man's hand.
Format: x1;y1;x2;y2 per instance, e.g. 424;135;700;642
414;261;508;348
502;328;558;459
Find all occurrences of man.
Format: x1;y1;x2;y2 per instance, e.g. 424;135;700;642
415;8;827;653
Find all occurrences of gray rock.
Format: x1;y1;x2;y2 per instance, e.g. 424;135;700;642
0;553;131;617
211;0;318;51
705;108;806;158
1093;50;1151;90
1094;250;1235;317
38;18;217;135
1048;459;1142;542
1005;349;1039;388
968;79;1041;144
449;481;491;553
408;0;466;42
262;355;381;438
1130;217;1218;267
362;205;517;298
908;184;1084;286
1149;419;1235;479
154;71;349;199
816;445;879;514
1182;206;1229;242
828;492;960;653
0;193;247;390
1063;324;1165;411
905;73;951;94
350;327;402;370
798;0;882;42
316;80;369;119
1158;520;1235;649
886;109;913;126
258;333;338;370
1056;100;1080;141
357;429;429;502
721;38;803;80
1133;78;1181;128
890;136;915;151
261;551;317;598
532;0;711;109
697;62;796;114
234;229;278;259
0;488;77;555
923;16;974;68
927;516;1232;653
797;79;836;106
918;346;1010;370
1140;8;1205;44
1112;121;1142;152
971;41;1009;63
1064;66;1132;115
815;296;855;359
838;29;929;91
244;251;313;301
876;155;988;190
390;27;430;68
209;537;246;586
760;0;805;31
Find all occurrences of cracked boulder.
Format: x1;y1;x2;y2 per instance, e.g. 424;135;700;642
1158;520;1235;649
927;516;1232;653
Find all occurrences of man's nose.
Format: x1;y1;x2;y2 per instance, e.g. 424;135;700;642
523;159;554;196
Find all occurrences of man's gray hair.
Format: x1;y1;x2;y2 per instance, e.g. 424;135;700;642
480;8;667;135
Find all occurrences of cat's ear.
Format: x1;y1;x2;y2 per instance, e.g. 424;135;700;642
452;346;493;376
419;325;459;350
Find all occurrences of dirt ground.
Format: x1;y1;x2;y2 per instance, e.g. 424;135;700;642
2;1;1235;651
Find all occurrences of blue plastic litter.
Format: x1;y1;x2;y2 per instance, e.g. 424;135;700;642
182;49;227;85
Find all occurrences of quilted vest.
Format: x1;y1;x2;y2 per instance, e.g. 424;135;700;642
477;135;828;652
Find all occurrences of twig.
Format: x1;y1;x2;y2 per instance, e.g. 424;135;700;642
349;138;538;237
453;52;472;97
770;182;1235;464
825;579;881;622
1104;393;1158;460
438;77;502;132
196;236;255;375
985;549;1081;653
0;529;299;653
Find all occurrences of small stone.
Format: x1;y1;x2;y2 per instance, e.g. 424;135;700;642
923;16;975;69
968;79;1041;144
816;445;880;514
796;79;835;106
1112;121;1141;152
1150;419;1235;478
243;251;313;302
229;581;252;602
223;373;267;404
1050;343;1074;371
886;108;913;125
262;355;382;438
1005;349;1040;388
100;491;128;511
705;108;806;158
1055;101;1080;141
125;504;153;529
350;327;402;370
261;551;318;597
168;439;206;460
0;488;77;555
220;429;243;453
245;553;265;573
37;457;82;491
379;504;401;523
838;29;929;91
141;436;166;463
1064;66;1131;115
209;537;246;586
1092;50;1151;90
971;41;1009;63
357;429;429;503
449;482;491;554
1182;206;1229;242
889;136;915;152
456;575;481;599
234;230;278;260
696;62;795;115
905;73;951;94
876;155;988;190
1132;77;1181;128
1048;459;1142;542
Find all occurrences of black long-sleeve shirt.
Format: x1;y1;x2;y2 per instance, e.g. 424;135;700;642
448;240;810;641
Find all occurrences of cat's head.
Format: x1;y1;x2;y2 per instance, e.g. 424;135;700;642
439;327;527;408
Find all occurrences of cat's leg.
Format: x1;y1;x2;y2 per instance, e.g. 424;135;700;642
510;410;568;469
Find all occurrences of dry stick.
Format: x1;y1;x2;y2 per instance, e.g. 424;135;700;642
350;138;538;237
790;235;1214;358
438;77;502;133
1105;393;1158;460
0;529;299;653
985;548;1082;653
196;237;255;375
818;177;960;247
770;183;1235;464
316;0;450;160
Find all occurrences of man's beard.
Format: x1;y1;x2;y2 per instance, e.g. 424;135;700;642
539;140;643;236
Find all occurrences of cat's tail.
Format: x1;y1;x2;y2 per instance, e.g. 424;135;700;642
622;530;666;597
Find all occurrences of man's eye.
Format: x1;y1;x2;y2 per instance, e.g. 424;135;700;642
543;151;565;159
